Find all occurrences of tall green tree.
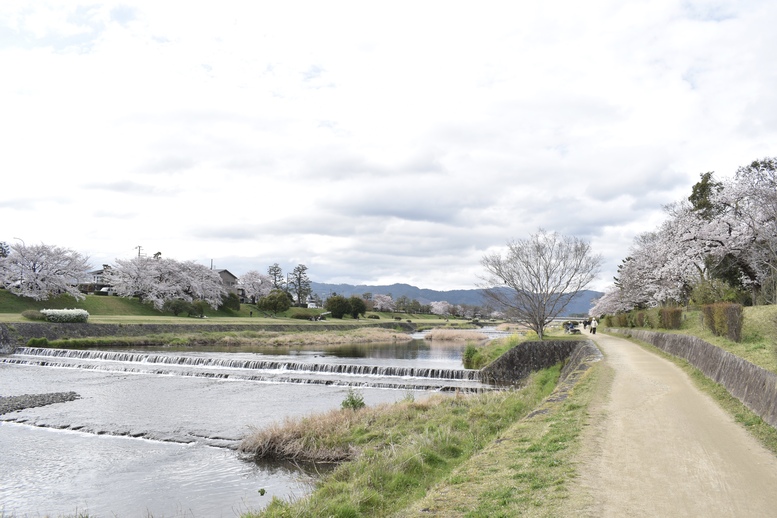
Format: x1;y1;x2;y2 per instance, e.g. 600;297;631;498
348;296;367;319
267;263;285;290
257;289;291;315
688;171;723;220
289;264;312;306
325;294;350;319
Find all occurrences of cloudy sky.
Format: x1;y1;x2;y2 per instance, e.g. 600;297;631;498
1;1;775;292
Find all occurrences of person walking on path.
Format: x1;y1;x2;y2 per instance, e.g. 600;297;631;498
590;317;598;334
572;331;777;517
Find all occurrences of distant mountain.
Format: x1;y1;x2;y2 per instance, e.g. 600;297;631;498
310;282;602;316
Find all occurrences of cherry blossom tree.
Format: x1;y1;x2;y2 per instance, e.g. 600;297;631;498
105;257;226;310
718;158;777;302
481;229;602;339
605;157;777;311
372;294;395;312
105;256;167;308
239;270;273;303
430;300;452;316
175;260;226;309
1;241;91;301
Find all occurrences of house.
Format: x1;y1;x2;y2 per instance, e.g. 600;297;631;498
81;265;112;294
216;269;241;298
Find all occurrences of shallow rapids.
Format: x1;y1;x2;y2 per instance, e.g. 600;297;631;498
0;338;491;516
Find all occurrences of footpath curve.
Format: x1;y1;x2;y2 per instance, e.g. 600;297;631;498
575;331;777;517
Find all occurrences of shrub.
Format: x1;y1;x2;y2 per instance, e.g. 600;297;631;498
348;296;367;319
27;337;50;346
190;300;208;317
702;302;744;342
257;290;292;315
221;292;241;311
163;299;194;316
723;303;744;342
635;311;646;327
40;308;89;323
659;307;683;330
367;315;380;319
325;295;350;319
341;388;365;410
21;310;46;321
462;343;478;369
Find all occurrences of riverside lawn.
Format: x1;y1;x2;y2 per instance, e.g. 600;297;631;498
0;290;469;326
240;363;588;517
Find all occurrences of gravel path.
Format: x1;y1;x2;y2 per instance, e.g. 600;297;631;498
0;392;80;415
575;332;777;517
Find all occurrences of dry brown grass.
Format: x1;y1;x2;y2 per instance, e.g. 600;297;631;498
424;329;488;341
240;397;438;463
240;408;363;462
193;327;414;347
496;322;529;332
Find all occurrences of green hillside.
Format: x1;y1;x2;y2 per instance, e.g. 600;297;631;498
0;289;193;316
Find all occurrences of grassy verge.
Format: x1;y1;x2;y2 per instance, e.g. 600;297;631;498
405;356;601;517
623;335;777;456
618;306;777;374
241;365;563;517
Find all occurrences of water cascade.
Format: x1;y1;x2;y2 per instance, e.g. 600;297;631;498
4;347;490;393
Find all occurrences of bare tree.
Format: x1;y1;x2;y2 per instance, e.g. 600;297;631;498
481;229;602;339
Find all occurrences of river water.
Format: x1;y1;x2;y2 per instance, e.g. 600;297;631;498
0;332;497;517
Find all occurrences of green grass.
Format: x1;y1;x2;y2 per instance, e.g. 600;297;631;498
428;361;601;518
0;289;470;326
648;306;777;374
241;366;563;517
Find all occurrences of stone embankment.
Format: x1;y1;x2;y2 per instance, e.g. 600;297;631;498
609;328;777;428
481;339;602;387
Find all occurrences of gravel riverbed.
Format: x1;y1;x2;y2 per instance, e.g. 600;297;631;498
0;392;80;415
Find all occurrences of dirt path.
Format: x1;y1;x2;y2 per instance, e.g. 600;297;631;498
574;332;777;517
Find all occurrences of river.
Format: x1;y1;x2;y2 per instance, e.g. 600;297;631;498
0;333;497;516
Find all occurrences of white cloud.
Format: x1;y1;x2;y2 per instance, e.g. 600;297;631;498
1;0;776;292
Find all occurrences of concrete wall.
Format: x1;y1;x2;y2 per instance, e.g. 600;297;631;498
609;328;777;429
480;339;602;385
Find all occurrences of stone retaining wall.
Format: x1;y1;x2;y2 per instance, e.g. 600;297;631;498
0;321;415;351
480;339;601;385
609;328;777;428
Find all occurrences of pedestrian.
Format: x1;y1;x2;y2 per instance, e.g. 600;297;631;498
590;317;598;334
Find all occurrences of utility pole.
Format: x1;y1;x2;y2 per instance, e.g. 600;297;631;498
135;245;142;258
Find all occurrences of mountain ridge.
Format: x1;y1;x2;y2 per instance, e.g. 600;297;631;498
310;282;602;316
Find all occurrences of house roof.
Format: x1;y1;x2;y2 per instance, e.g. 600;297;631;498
216;269;238;281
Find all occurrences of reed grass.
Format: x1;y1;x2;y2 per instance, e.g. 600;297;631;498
25;327;414;349
423;329;488;341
